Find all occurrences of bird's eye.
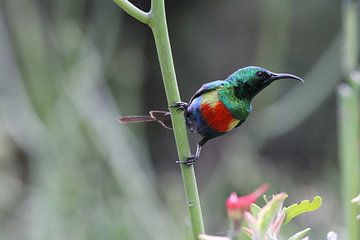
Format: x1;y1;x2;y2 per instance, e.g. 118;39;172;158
256;71;269;78
256;71;263;77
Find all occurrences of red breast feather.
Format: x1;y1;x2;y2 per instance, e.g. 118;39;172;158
200;101;236;132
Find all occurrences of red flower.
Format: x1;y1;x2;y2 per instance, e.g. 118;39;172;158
226;184;269;221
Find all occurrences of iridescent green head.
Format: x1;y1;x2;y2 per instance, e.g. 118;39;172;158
227;66;303;100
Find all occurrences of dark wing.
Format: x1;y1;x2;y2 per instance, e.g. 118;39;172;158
189;80;226;103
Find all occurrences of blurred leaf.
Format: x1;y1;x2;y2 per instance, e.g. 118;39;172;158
283;196;322;225
271;212;285;237
238;229;252;240
287;228;311;240
257;193;288;238
250;203;261;218
244;211;257;228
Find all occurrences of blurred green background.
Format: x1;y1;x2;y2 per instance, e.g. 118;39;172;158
0;0;358;239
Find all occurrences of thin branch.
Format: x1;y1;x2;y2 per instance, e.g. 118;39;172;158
149;0;205;238
114;0;205;238
113;0;150;24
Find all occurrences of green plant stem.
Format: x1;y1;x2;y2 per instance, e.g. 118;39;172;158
342;0;358;74
340;1;360;239
149;1;205;238
114;0;205;239
337;83;360;240
113;0;150;24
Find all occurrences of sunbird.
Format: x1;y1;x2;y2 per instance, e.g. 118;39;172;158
119;66;303;164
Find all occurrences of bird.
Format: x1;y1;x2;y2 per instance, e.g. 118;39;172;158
119;66;303;165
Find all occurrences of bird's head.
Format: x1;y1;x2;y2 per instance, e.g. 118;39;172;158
227;66;303;100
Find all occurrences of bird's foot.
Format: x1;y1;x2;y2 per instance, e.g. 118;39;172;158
170;101;188;111
176;155;199;166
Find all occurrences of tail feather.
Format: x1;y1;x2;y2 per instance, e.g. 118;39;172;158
118;115;155;123
149;111;172;129
118;110;172;129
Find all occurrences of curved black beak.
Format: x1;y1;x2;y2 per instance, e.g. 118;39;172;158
270;73;304;82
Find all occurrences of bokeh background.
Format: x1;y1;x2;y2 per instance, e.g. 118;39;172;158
0;0;358;239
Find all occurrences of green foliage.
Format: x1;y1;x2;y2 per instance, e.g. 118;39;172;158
250;203;261;218
242;194;322;240
283;196;322;225
256;193;288;238
204;193;324;240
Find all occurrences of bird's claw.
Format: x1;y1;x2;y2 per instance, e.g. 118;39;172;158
170;101;188;111
176;155;199;166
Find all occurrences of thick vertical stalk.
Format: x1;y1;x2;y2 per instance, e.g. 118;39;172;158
114;0;205;239
340;1;360;239
149;1;205;238
342;0;358;74
256;0;291;70
337;84;360;240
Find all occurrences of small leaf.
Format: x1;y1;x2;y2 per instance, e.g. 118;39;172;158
250;203;261;217
257;193;288;238
288;228;311;240
283;196;322;225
